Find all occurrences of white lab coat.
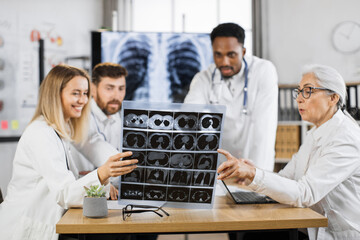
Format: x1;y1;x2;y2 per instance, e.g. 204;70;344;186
184;55;278;171
249;110;360;240
0;117;115;240
89;98;122;151
72;99;122;171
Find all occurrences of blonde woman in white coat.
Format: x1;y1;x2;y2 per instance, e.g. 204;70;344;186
0;65;138;240
217;64;360;240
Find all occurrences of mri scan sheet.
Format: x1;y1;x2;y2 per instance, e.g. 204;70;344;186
119;101;226;209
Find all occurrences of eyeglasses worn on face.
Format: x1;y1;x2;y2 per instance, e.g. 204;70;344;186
122;204;170;221
292;86;332;100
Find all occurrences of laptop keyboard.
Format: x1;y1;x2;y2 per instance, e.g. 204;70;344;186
232;191;276;204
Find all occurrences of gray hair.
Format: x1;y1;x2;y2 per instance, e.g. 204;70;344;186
302;64;359;124
302;64;346;109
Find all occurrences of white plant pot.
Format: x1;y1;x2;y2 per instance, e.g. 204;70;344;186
83;196;108;218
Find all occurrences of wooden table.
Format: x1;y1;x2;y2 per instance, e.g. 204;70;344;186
57;196;327;239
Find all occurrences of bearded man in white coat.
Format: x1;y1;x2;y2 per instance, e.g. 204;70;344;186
184;23;278;171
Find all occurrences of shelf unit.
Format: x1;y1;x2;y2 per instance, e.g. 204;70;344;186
275;84;301;166
275;120;311;164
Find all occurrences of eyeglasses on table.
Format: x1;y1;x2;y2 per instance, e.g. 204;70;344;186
122;204;170;221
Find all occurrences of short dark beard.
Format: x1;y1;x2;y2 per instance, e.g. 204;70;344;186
101;107;111;116
221;75;233;80
101;101;122;116
96;89;121;116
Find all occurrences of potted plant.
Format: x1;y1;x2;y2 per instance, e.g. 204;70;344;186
83;184;108;218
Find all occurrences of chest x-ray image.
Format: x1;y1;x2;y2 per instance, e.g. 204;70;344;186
119;101;225;209
100;31;213;103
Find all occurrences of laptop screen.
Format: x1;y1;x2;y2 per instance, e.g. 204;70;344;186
220;180;277;204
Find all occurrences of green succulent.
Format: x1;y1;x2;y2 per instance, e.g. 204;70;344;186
84;184;106;198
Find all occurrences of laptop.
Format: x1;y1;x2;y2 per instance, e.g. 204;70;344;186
220;180;277;204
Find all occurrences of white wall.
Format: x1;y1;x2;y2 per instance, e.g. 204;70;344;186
265;0;360;84
0;143;17;197
0;0;103;197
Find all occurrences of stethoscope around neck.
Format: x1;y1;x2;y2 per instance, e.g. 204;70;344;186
211;58;249;115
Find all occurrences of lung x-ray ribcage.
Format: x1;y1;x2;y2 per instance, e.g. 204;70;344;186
101;31;213;103
122;168;144;183
197;133;219;151
170;153;193;169
173;133;196;150
169;170;191;185
149;113;174;130
123;131;147;149
144;185;166;201
195;153;216;170
168;187;189;202
148;132;172;150
124;110;149;129
146;151;169;167
146;169;168;184
167;36;202;103
119;36;152;100
193;172;215;187
199;114;222;131
174;113;198;130
191;189;212;203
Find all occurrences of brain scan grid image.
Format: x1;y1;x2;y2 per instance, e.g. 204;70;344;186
120;103;224;206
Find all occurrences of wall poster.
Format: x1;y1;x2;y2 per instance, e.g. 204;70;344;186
119;101;226;209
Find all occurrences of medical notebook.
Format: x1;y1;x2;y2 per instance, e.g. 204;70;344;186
220;180;277;204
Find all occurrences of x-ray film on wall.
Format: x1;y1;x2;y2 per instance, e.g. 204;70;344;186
119;101;226;209
99;31;213;103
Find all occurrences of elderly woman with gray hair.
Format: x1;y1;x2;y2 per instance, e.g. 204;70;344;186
217;64;360;240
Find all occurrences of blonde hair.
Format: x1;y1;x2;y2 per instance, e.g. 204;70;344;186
31;64;91;144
